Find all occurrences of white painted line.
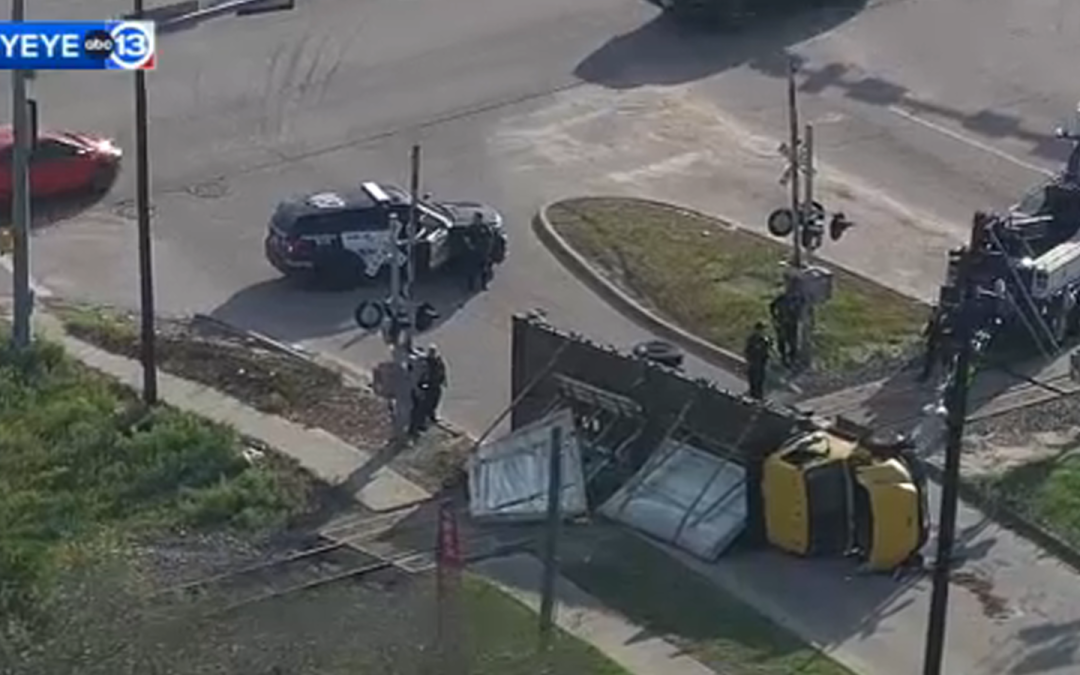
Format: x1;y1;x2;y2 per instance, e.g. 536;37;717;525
887;105;1055;178
0;255;54;298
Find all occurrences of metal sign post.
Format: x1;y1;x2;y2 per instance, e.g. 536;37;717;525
798;123;816;367
787;56;803;270
405;144;420;354
10;0;32;349
386;213;412;441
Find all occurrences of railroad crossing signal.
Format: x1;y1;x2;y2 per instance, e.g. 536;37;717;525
778;141;815;186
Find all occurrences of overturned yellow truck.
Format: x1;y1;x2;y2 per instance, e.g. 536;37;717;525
504;314;931;574
762;427;929;571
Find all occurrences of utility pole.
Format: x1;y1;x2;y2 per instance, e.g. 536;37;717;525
133;0;158;404
538;424;563;651
787;56;803;270
10;0;32;349
921;212;984;675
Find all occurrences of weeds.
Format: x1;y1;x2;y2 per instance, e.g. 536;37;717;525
0;336;308;631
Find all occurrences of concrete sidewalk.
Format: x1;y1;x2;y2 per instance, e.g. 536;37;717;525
475;554;717;675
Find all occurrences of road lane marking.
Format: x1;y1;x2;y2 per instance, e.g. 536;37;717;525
0;255;54;299
887;105;1056;178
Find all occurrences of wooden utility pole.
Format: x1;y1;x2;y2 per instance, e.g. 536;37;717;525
921;212;986;675
133;0;158;404
10;0;32;349
538;425;563;650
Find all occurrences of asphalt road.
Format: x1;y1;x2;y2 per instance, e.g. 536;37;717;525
3;0;747;434
4;0;1080;671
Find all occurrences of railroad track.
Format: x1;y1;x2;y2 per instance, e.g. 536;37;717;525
147;501;533;618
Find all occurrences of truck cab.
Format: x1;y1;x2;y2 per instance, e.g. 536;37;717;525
761;428;928;572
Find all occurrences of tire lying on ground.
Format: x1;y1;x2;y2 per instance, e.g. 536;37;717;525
633;339;685;369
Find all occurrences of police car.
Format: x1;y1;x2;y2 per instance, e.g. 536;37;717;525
265;181;506;285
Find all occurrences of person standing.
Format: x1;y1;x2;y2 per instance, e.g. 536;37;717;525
463;215;495;291
918;305;945;382
769;292;799;368
419;345;447;426
744;322;772;400
407;349;428;437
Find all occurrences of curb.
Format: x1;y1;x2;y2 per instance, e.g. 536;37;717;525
534;201;748;377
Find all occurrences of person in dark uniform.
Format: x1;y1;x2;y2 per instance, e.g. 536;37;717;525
769;291;800;368
744;322;772;400
407;352;428;437
460;224;490;291
918;305;945;382
418;345;447;426
471;215;496;291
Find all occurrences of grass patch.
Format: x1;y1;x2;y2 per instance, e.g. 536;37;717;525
0;333;310;632
548;197;927;370
560;531;854;675
976;448;1080;548
458;575;630;675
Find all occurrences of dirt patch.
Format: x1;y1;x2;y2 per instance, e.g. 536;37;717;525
47;300;473;494
950;570;1012;620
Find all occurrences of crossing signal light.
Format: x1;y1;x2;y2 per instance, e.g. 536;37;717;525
829;212;854;241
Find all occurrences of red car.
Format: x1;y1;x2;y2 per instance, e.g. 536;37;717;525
0;126;122;204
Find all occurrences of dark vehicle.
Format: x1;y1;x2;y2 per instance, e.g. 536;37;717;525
265;181;507;286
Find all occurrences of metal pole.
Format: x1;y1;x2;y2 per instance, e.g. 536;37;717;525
787;56;802;269
799;123;815;366
922;216;981;675
10;0;32;349
803;124;814;223
538;424;562;649
134;0;158;404
387;213;411;440
405;144;420;353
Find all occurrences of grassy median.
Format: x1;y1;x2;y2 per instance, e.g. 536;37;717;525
547;197;927;371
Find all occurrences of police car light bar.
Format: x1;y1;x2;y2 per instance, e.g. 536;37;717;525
361;181;390;203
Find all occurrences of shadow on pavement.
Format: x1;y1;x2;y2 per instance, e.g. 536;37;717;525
0;184;115;230
577;2;1070;166
574;2;868;90
784;56;1072;165
209;270;480;347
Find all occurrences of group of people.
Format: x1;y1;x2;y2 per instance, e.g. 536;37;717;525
743;288;805;400
408;345;448;436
